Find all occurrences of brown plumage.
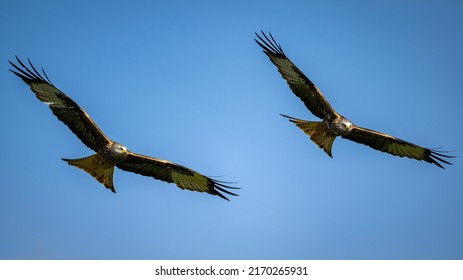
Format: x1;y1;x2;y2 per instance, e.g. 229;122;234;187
10;57;238;200
256;31;453;168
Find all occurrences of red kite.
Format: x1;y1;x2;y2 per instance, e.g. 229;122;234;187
256;31;453;168
10;57;238;200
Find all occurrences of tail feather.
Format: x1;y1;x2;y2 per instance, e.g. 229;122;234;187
282;114;336;157
62;154;116;192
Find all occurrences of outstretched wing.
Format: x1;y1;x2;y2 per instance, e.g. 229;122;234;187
343;125;453;168
255;31;337;120
117;152;238;200
9;57;110;151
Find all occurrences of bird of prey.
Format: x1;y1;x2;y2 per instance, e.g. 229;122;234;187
9;57;238;200
255;31;453;168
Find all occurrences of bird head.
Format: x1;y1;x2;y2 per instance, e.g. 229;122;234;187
113;142;128;155
343;119;353;131
336;117;353;135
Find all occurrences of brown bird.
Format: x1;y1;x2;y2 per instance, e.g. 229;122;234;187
256;31;453;168
10;57;238;200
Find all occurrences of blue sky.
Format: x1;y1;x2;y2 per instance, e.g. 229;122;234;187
1;0;462;259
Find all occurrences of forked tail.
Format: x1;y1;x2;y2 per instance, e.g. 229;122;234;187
62;154;116;192
281;114;336;157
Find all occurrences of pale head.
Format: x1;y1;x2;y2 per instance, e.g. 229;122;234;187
112;142;128;155
101;141;129;164
330;116;353;135
340;117;353;130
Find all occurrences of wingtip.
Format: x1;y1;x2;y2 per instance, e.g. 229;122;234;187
212;179;239;201
429;149;455;169
217;193;231;201
9;56;54;86
255;30;285;56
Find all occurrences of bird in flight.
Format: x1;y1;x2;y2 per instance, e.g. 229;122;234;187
255;31;453;168
9;57;238;200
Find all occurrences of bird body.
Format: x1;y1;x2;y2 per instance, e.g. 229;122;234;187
282;114;353;157
62;141;128;192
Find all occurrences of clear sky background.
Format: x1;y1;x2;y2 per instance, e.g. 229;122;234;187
1;0;462;259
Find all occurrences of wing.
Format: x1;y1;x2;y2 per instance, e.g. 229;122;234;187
343;125;453;168
255;31;337;120
116;152;238;200
9;57;110;151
